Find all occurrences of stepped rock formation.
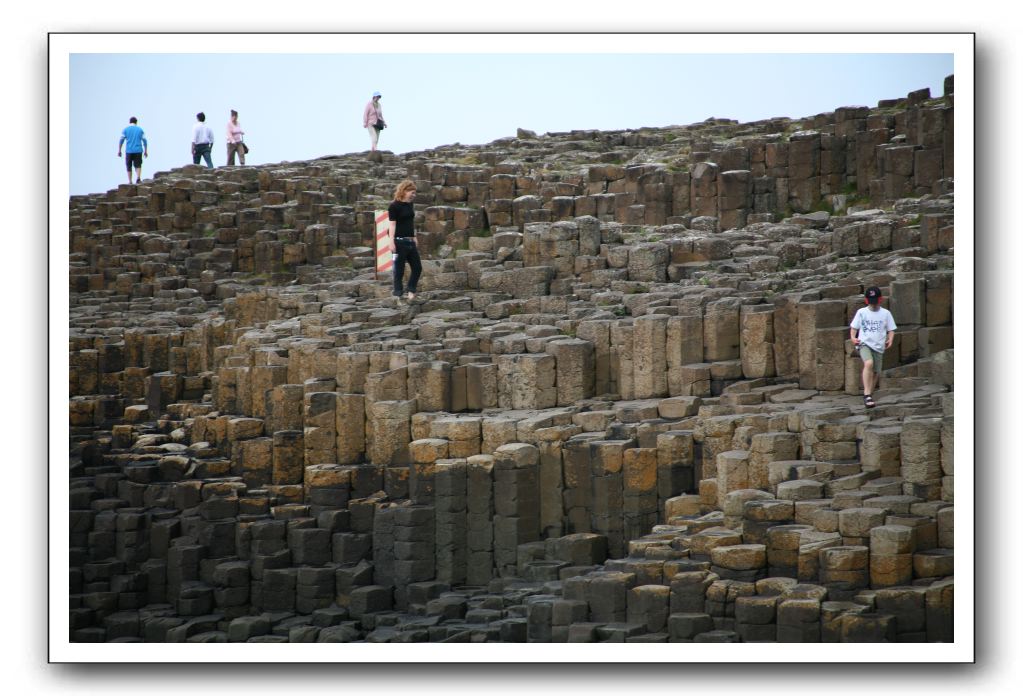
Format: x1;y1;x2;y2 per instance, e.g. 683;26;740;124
67;78;955;644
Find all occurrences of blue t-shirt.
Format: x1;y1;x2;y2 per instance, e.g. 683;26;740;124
119;124;147;154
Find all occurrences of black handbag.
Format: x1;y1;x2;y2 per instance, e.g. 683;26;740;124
241;142;250;154
374;119;386;131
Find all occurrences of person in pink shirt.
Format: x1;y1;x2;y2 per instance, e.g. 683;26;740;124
226;109;246;165
363;91;385;151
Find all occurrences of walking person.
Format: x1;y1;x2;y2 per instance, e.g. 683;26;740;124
191;112;214;168
226;109;246;165
388;179;421;301
117;116;148;185
849;286;897;409
363;91;385;151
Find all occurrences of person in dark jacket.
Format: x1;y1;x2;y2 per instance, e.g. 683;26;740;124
388;179;421;300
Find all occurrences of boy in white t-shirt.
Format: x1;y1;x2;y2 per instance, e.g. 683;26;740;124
849;286;897;409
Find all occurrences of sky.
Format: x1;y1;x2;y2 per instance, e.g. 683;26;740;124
69;52;953;196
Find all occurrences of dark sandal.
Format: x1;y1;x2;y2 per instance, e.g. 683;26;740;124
863;395;876;409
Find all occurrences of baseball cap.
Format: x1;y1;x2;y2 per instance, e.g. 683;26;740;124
865;286;882;304
373;91;382;98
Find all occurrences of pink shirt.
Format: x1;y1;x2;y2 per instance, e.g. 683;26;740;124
363;100;382;127
226;120;244;144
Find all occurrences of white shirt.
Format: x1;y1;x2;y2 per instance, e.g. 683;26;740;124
192;123;214;145
850;306;897;353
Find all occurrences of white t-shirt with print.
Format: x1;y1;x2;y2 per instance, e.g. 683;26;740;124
850;306;897;352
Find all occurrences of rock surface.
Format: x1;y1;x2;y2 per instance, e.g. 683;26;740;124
67;80;955;643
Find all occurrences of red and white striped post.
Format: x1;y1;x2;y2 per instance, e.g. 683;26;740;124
375;210;393;279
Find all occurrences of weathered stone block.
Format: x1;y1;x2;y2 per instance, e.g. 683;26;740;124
548;338;596;405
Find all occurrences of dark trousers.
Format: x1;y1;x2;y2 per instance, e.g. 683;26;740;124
193;143;213;168
392;238;422;296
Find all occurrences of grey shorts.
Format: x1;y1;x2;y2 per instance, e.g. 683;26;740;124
858;344;884;374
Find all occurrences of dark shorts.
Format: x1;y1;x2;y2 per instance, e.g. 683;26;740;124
125;152;143;171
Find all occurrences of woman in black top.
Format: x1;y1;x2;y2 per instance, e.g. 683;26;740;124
387;179;422;300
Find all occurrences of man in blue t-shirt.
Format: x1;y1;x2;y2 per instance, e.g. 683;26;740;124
117;116;149;185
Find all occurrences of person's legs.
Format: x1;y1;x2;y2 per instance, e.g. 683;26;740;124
392;243;407;296
238;142;245;166
126;153;138;184
131;152;144;183
367;126;378;151
227;143;236;166
201;144;213;168
872;349;884;390
406;245;422;297
861;361;875;394
858;344;876;395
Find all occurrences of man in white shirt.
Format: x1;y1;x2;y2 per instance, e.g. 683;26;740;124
191;112;214;168
849;286;897;409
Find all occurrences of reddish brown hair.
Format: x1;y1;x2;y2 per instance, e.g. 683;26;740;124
393;179;417;202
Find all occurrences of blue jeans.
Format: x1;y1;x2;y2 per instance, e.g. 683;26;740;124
392;238;422;296
193;143;213;168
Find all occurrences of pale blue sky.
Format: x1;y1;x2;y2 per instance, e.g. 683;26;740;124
69;53;952;196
